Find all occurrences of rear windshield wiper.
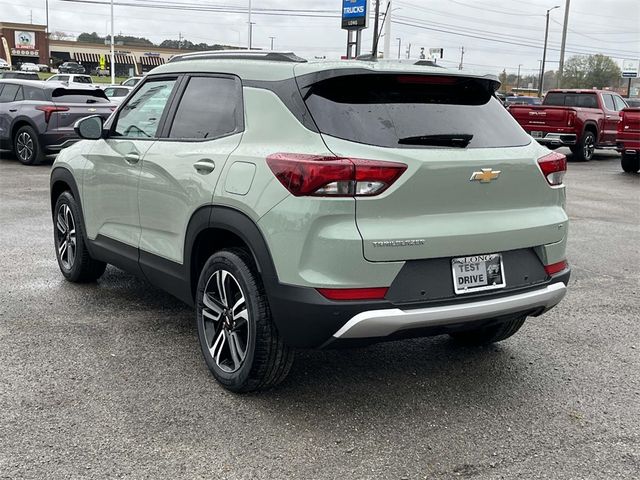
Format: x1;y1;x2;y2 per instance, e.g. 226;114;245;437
398;133;473;147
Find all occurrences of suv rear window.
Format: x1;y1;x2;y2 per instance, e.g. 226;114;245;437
51;88;109;103
303;74;530;149
544;92;598;108
74;76;92;84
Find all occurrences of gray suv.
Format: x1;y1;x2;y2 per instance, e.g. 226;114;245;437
0;80;114;164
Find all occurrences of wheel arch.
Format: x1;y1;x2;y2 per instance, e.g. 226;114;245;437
582;121;598;142
185;206;279;302
11;116;39;143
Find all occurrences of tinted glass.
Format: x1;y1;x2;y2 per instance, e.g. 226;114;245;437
23;86;46;101
51;88;109;103
602;94;615;110
304;74;530;149
0;84;20;102
74;76;91;84
169;76;240;139
114;78;176;138
14;86;24;101
544;92;598;108
613;96;628;111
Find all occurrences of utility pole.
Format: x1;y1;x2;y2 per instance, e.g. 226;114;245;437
516;64;522;92
247;0;252;50
406;42;411;59
458;46;465;70
372;0;380;57
110;0;115;84
557;0;570;87
383;1;392;59
539;5;560;96
30;10;33;23
396;37;401;59
269;36;275;50
178;32;183;49
45;0;50;66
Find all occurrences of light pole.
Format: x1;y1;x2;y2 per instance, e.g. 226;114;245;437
557;0;571;87
247;0;252;50
396;37;401;59
538;5;560;97
269;36;275;50
110;0;115;84
516;64;522;93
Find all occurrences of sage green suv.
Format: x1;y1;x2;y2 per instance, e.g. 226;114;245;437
50;51;570;392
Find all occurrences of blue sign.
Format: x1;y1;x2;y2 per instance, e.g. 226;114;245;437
342;0;368;30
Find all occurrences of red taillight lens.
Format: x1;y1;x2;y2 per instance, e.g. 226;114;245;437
36;105;69;123
266;153;407;197
544;260;568;276
617;111;625;135
537;151;567;186
567;111;576;127
317;287;389;301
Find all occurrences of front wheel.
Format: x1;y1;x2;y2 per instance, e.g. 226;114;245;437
621;153;640;173
196;249;294;392
570;131;596;162
449;316;526;346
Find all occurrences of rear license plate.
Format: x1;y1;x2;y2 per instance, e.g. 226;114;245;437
530;131;544;138
452;254;506;294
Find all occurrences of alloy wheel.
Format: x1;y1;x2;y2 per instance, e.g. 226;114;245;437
56;203;76;270
201;270;250;373
584;135;595;160
16;132;34;162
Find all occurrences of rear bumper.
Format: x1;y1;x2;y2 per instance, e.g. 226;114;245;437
332;282;566;340
533;132;577;146
39;132;80;153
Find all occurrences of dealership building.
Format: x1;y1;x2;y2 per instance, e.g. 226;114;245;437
0;22;202;76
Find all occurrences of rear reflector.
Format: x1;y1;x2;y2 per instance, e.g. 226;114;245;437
317;287;389;301
266;153;407;197
36;105;69;123
537;151;567;186
544;260;568;275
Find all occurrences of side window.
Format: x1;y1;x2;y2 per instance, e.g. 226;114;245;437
104;88;115;97
113;78;177;138
613;95;628;111
0;84;20;102
168;76;241;140
14;86;24;101
602;94;615;111
23;86;46;101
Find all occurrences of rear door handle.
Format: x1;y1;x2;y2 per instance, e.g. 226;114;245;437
193;159;216;174
124;152;140;165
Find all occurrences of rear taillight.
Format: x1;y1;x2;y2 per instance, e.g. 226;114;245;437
317;287;388;301
567;111;576;127
266;153;407;197
36;105;69;123
537;151;567;186
617;111;625;135
544;260;568;276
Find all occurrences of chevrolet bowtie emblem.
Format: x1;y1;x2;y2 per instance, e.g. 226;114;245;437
470;168;501;183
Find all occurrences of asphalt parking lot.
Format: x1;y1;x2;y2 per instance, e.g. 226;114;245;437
0;149;638;479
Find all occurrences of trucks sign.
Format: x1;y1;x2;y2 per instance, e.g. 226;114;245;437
621;59;639;78
342;0;368;30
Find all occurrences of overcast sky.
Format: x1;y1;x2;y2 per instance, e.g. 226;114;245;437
4;0;639;76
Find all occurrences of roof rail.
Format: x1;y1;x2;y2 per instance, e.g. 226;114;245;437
168;50;307;64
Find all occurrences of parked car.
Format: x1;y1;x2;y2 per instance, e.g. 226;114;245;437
46;74;97;87
0;71;39;80
625;98;640;108
0;58;10;70
20;63;40;72
92;67;110;77
37;64;51;72
0;80;115;164
57;62;86;74
505;95;541;106
50;52;570;392
101;85;132;104
509;89;628;161
121;76;142;87
616;107;640;173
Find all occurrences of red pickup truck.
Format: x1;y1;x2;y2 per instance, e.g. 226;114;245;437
509;89;629;161
617;107;640;173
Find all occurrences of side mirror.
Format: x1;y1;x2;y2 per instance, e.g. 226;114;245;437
74;115;104;140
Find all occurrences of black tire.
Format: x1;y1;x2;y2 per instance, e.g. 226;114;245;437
14;125;44;165
196;248;294;393
621;153;640;173
53;191;107;283
570;130;596;162
449;315;526;346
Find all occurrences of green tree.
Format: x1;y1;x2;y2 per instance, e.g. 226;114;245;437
561;54;621;89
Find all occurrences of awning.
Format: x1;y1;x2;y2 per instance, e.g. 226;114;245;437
73;52;136;64
74;52;101;63
140;55;165;66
